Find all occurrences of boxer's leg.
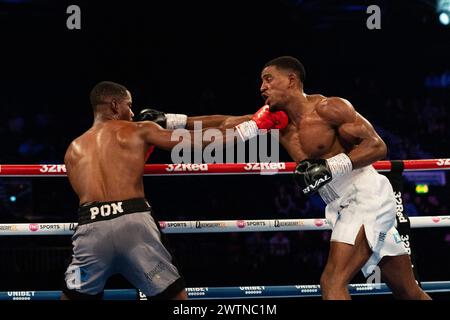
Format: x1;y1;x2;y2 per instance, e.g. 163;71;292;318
320;226;372;300
61;222;113;299
379;255;431;299
116;212;187;300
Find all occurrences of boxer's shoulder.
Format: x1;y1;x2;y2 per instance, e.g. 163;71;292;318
112;120;148;135
316;96;356;125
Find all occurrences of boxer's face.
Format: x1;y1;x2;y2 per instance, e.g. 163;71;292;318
115;90;134;121
260;66;291;111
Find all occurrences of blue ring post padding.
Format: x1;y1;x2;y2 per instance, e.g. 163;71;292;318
0;281;449;300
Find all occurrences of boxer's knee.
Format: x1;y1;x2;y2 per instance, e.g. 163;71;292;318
320;270;351;299
320;268;348;292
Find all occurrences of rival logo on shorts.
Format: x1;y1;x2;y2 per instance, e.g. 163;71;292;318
90;202;124;220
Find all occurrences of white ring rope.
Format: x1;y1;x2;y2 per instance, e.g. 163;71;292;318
0;215;448;236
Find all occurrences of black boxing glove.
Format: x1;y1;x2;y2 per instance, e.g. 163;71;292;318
136;108;187;129
136;108;167;127
294;153;353;195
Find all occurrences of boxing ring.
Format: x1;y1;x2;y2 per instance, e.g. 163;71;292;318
0;159;449;300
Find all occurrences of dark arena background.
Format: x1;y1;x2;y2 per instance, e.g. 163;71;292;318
0;0;449;305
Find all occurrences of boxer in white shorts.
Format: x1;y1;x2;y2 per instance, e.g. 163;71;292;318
259;56;431;299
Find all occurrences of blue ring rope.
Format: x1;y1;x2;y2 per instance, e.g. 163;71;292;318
1;281;449;300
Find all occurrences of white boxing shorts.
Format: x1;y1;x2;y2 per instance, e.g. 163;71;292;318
319;165;408;277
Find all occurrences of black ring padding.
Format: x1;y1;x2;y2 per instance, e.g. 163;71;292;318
390;160;405;173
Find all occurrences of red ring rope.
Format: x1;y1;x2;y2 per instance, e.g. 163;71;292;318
0;159;449;176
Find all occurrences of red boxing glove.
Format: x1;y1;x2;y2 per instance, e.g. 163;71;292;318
236;105;289;141
252;105;288;130
273;111;289;129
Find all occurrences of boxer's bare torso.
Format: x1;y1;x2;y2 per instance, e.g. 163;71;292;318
65;121;149;205
278;94;384;169
279;94;347;162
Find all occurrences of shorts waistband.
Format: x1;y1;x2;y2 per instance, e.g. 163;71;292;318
78;198;151;225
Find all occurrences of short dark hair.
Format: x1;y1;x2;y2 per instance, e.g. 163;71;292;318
90;81;128;109
264;56;306;83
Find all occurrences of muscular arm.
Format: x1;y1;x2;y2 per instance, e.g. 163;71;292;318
137;121;239;151
138;106;287;151
318;97;387;169
186;115;252;129
339;113;387;168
